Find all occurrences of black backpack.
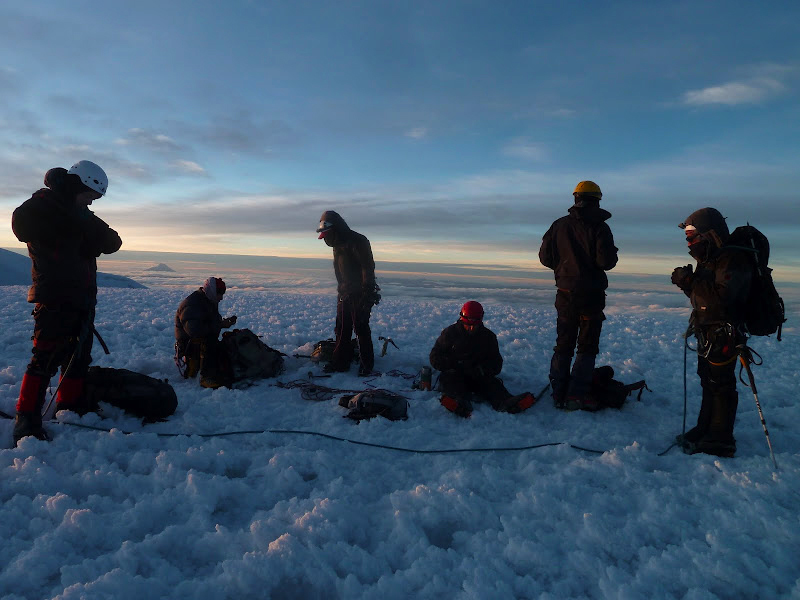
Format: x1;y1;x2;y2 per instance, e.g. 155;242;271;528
590;366;650;409
726;225;786;340
310;338;360;364
221;328;285;384
84;367;178;421
338;390;409;421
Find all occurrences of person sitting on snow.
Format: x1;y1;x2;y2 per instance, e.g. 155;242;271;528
174;277;237;389
429;301;535;417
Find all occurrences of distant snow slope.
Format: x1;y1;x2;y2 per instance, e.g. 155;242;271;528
1;248;146;289
145;263;176;272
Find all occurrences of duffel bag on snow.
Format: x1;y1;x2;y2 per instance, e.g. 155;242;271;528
221;328;285;383
84;366;178;420
590;366;650;409
338;390;409;422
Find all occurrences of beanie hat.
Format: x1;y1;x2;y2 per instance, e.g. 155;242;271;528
44;167;68;190
202;277;226;303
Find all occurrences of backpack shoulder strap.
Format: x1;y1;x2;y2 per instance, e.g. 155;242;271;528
621;380;650;401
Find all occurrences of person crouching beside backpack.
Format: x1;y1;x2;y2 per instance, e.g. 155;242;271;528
429;301;534;417
175;277;237;389
671;208;753;458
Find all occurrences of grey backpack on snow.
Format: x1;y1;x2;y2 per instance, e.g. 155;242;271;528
338;390;409;422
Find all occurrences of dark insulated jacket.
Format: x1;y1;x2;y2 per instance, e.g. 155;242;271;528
325;212;376;297
429;322;503;378
539;205;618;292
678;246;753;327
12;181;122;308
174;289;223;348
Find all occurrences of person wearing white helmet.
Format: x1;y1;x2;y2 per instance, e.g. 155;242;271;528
10;161;122;446
68;160;108;197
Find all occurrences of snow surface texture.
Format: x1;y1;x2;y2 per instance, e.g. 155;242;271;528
1;274;798;599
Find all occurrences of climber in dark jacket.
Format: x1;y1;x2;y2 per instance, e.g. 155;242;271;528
430;301;535;417
175;277;237;389
316;211;380;376
539;181;618;411
671;207;753;458
11;161;122;445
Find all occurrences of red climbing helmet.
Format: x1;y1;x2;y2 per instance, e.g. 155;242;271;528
459;301;484;325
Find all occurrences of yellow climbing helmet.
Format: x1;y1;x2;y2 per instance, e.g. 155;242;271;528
573;181;602;199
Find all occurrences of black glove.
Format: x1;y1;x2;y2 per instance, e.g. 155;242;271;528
456;357;478;375
221;315;237;328
361;284;381;308
671;265;693;289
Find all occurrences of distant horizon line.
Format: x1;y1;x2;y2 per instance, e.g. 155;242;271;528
1;245;548;271
4;246;799;287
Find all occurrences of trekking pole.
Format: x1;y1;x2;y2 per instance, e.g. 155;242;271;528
738;344;778;470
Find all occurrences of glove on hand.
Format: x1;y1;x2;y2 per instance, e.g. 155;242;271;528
671;265;693;289
361;283;381;308
221;315;237;328
456;357;479;375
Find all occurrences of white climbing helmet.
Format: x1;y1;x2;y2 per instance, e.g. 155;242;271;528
68;160;108;196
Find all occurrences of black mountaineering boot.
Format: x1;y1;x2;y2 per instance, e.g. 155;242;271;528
13;411;51;446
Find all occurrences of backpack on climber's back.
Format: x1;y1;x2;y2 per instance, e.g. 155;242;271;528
83;366;178;421
726;224;786;340
221;328;285;383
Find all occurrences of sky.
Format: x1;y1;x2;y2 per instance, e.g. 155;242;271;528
0;0;798;276
1;253;798;598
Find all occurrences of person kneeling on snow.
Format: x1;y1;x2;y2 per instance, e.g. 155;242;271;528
174;277;237;389
429;301;534;417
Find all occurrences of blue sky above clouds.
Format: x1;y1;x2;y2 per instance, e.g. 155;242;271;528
0;0;798;276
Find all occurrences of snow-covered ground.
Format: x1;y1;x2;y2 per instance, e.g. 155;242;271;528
1;263;798;599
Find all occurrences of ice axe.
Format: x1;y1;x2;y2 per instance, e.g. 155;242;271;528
378;336;399;357
738;344;778;470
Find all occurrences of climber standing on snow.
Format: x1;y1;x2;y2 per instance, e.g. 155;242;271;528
539;181;618;411
316;210;380;376
11;161;122;446
671;207;753;458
